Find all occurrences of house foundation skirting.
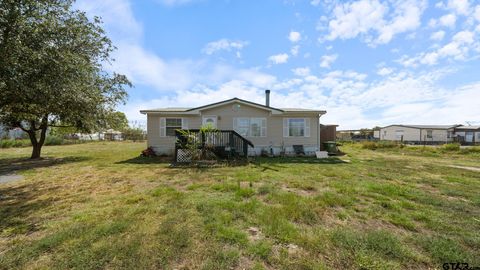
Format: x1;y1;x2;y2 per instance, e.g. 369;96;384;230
152;144;319;157
248;145;319;157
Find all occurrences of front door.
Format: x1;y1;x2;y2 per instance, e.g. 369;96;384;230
202;116;217;128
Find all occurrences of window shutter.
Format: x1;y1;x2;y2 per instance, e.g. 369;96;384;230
305;118;310;137
159;118;166;137
283;118;289;137
261;118;267;137
181;118;188;129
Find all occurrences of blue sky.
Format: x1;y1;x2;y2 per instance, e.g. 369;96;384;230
76;0;480;129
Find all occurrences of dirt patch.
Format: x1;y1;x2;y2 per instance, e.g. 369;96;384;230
448;165;480;172
247;226;263;242
281;185;318;196
0;174;24;184
234;256;256;270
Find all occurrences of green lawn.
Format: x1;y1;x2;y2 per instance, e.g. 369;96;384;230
0;142;479;269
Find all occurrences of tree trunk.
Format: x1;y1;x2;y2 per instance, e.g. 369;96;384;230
27;130;41;159
31;142;42;159
26;118;48;159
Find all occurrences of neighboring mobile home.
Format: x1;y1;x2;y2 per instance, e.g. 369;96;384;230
140;90;328;156
454;125;480;144
379;124;460;144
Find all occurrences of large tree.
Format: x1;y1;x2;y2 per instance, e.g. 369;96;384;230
0;0;131;158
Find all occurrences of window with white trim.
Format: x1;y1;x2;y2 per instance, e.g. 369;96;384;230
283;118;310;137
289;118;305;136
233;118;266;137
165;118;182;136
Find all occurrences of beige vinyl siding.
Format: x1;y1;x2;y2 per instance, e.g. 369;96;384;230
381;126;420;141
147;114;201;155
200;103;319;149
380;125;452;142
419;129;450;142
146;101;320;155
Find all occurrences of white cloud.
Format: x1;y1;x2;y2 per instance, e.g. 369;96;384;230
75;0;142;43
325;0;386;41
290;45;300;56
292;67;311;77
375;0;427;44
399;29;478;67
268;53;289;64
202;39;248;55
439;13;457;27
323;0;426;45
288;31;302;42
428;13;457;28
320;54;338;68
474;5;480;21
430;30;446;41
446;0;470;16
310;0;321;6
377;67;393;76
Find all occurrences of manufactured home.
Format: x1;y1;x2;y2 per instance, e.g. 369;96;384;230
454;125;480;144
379;125;460;144
140;90;331;156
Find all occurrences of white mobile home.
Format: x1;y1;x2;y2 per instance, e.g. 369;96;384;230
379;125;460;144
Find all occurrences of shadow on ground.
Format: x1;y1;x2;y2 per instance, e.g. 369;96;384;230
0;156;90;175
116;156;172;165
252;157;348;171
0;182;59;235
255;156;348;164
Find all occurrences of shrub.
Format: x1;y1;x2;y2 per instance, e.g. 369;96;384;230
361;141;399;150
361;141;378;150
376;141;399;149
441;143;460;151
460;146;480;154
45;136;64;146
0;139;31;148
122;127;145;141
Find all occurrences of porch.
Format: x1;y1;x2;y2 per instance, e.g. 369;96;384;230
174;129;254;163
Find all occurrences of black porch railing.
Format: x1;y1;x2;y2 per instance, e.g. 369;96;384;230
174;129;254;163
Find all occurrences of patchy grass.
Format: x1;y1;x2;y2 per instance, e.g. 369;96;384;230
0;141;479;269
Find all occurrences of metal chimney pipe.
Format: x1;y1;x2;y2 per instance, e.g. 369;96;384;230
265;89;270;107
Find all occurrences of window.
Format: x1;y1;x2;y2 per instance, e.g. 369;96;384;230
283;118;310;137
426;130;433;139
236;118;250;137
234;118;266;137
289;118;305;137
395;130;404;140
477;132;480;140
166;118;182;136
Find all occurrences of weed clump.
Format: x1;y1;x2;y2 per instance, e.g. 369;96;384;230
361;141;399;150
